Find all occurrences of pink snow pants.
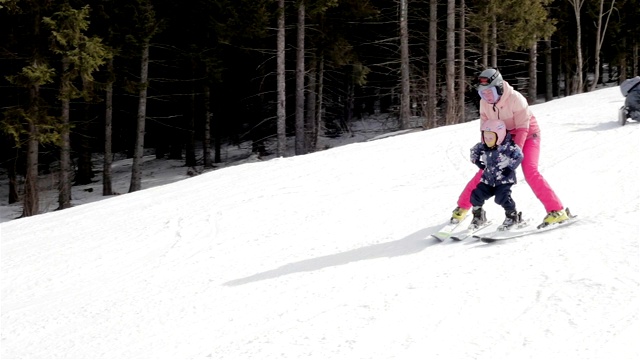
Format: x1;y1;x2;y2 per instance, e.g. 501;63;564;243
457;135;564;212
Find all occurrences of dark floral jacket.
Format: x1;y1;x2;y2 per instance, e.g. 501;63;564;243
470;133;523;187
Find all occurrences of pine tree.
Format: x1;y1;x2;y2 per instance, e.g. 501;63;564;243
44;4;111;209
2;0;57;217
128;0;162;193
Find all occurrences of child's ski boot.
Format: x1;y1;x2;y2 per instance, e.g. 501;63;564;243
469;206;487;229
498;209;521;231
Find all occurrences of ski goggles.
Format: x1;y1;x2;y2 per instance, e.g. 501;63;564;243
478;72;499;86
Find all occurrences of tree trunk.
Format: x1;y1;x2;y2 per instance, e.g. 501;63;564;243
75;81;94;185
6;141;19;204
590;0;603;92
185;59;197;167
203;83;213;168
129;41;150;193
570;0;585;93
619;37;627;81
426;0;437;129
545;38;553;101
23;122;39;217
457;0;466;122
445;0;456;125
103;57;114;195
295;2;306;155
399;0;411;129
212;86;222;164
306;55;318;151
589;0;616;92
565;60;573;96
316;54;324;146
481;9;488;68
344;68;355;131
491;15;498;68
528;41;538;104
277;0;287;157
633;40;639;77
58;56;72;210
22;82;40;217
8;157;19;204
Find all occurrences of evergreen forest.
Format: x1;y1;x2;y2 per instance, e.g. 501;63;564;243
1;0;638;217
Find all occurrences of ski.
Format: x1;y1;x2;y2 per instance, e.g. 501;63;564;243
474;214;578;243
450;220;494;241
430;216;469;241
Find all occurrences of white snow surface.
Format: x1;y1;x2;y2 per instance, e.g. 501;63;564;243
1;86;639;359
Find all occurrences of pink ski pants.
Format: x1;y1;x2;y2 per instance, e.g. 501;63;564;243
457;135;564;212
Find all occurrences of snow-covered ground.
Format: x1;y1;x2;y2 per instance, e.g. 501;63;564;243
1;86;639;359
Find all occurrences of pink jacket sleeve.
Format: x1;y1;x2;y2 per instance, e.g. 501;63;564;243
509;94;531;149
511;128;527;149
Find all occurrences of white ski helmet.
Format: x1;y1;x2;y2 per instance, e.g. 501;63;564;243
477;68;504;95
481;119;507;146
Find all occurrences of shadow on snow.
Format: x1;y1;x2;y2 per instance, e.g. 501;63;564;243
224;225;442;286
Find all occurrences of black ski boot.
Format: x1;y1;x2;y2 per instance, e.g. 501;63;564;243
498;209;521;231
470;206;486;229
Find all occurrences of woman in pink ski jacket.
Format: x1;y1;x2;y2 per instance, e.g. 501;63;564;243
451;68;569;227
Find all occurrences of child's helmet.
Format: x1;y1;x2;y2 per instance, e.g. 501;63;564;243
477;68;504;95
481;119;507;146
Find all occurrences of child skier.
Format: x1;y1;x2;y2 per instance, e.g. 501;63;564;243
469;119;524;231
619;76;640;125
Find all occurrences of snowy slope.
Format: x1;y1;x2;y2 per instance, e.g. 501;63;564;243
1;86;639;359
